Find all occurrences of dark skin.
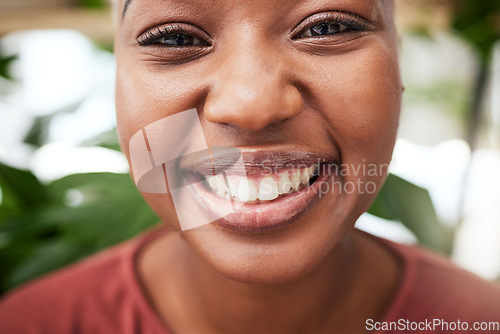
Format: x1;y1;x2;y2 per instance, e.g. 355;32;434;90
114;0;402;333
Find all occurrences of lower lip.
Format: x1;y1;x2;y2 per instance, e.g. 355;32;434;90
189;174;328;233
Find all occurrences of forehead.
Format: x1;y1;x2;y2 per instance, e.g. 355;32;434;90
120;0;387;19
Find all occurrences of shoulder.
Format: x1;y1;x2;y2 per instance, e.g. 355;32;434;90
377;236;500;323
0;232;154;334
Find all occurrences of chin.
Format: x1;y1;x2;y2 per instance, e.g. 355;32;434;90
179;193;366;285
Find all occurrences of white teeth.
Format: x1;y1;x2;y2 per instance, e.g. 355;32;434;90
205;164;319;202
237;178;258;202
300;167;310;184
290;169;302;191
278;173;292;195
258;176;279;201
227;178;238;198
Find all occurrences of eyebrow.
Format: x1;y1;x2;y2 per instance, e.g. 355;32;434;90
122;0;133;19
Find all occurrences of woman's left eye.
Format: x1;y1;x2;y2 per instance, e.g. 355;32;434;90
303;22;348;37
292;12;370;40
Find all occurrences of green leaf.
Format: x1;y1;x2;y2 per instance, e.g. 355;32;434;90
24;102;82;148
0;163;48;212
451;0;500;64
0;170;159;293
81;128;122;152
368;174;453;254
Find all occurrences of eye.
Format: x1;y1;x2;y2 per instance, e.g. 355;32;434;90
303;22;349;37
293;12;370;40
137;24;211;48
158;34;205;47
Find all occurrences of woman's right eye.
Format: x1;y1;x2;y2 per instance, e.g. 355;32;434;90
137;24;211;48
157;34;205;47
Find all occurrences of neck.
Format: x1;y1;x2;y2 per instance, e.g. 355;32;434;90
138;229;398;334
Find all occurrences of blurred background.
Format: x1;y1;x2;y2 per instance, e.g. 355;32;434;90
0;0;499;294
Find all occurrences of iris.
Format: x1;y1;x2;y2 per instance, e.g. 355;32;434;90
311;22;342;36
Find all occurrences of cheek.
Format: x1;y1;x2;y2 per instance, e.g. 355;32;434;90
304;44;401;213
312;44;401;163
115;56;209;157
115;55;207;230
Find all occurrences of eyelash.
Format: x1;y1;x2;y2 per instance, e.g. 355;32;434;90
137;24;211;47
293;12;370;39
136;12;370;47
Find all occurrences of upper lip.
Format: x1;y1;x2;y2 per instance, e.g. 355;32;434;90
179;146;338;176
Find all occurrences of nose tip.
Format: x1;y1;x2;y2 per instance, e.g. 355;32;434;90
204;81;303;131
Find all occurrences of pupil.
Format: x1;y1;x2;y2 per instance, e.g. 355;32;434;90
311;22;342;36
175;35;185;45
320;23;330;35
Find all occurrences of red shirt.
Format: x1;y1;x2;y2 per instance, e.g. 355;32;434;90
1;227;500;334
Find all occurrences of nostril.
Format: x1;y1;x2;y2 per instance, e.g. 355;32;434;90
203;75;304;131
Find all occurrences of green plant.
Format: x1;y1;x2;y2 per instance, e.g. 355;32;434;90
450;0;500;148
0;164;159;294
368;174;454;254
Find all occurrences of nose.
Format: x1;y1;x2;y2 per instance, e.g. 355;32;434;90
203;44;303;132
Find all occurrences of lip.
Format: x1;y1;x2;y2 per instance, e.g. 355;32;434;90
181;147;338;233
180;146;334;176
193;173;328;233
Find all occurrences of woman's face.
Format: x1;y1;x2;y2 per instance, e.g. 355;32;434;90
115;0;402;283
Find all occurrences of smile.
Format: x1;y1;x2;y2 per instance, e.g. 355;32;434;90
204;165;319;203
181;149;336;232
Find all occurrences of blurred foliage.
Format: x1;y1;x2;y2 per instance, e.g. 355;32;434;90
404;0;499;146
404;80;471;123
23;115;56;149
24;101;83;148
94;41;114;54
368;174;453;255
82;128;122;152
0;163;159;294
449;0;499;147
0;55;17;82
450;0;500;64
77;0;109;10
